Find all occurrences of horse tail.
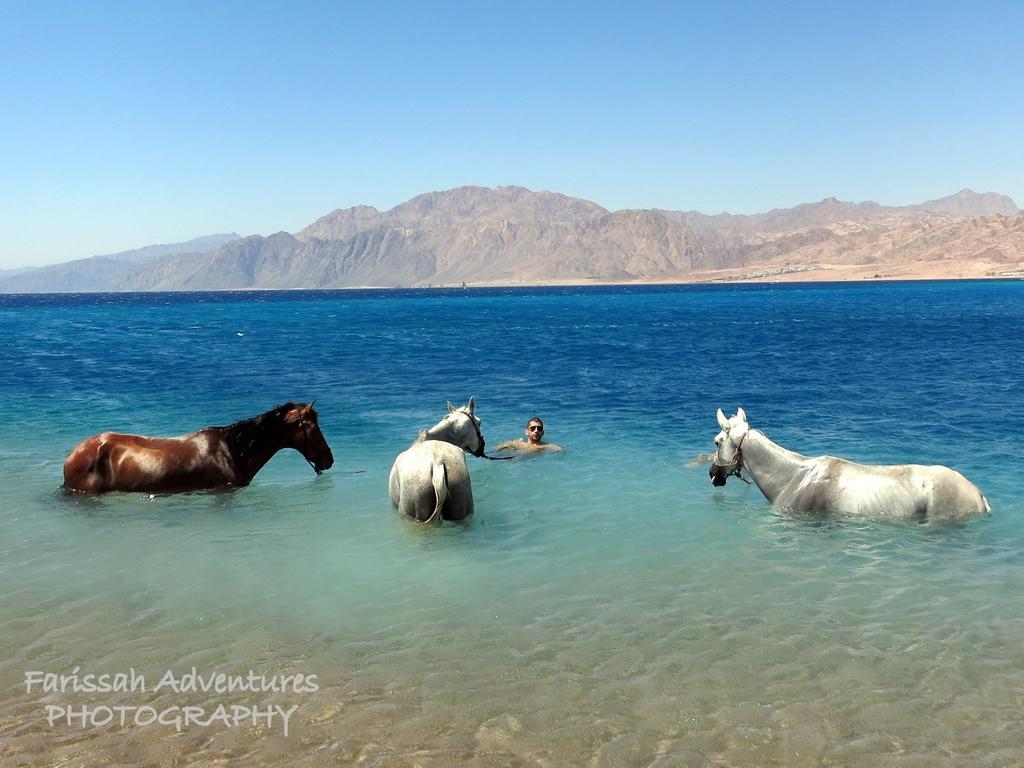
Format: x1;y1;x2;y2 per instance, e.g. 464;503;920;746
423;461;447;524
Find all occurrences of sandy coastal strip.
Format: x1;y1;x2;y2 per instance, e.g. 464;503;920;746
416;260;1024;290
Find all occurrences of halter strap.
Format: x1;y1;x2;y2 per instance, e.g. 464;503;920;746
445;410;515;461
713;430;752;484
442;410;483;457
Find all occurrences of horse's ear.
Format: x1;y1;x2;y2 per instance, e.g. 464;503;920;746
304;400;317;415
467;396;476;415
717;408;729;430
736;407;747;423
446;401;456;413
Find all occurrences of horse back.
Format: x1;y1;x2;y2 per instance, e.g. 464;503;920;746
63;430;233;493
813;459;988;520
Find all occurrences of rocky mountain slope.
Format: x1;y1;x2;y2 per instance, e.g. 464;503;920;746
5;188;1022;292
0;234;240;293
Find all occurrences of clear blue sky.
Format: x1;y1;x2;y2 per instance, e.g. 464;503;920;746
2;0;1022;267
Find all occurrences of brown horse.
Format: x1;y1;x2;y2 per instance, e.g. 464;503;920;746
63;402;334;493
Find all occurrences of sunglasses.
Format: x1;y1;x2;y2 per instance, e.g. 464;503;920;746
527;425;543;432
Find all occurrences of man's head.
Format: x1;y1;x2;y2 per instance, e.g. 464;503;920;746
524;417;545;444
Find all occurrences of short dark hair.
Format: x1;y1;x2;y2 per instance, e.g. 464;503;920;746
526;417;544;428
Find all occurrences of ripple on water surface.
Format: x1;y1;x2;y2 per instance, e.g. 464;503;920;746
1;283;1024;766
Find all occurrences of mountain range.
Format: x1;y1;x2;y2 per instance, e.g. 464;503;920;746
2;187;1021;292
0;234;240;293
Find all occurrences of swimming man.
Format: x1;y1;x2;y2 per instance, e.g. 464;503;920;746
494;417;564;454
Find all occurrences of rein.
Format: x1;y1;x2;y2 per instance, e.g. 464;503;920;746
459;412;515;461
430;412;515;461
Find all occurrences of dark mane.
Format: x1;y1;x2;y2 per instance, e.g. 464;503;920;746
221;402;300;462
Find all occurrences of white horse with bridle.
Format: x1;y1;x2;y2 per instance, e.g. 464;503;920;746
389;398;486;524
709;407;990;521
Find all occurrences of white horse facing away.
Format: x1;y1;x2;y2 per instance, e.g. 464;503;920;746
389;398;486;524
709;407;990;522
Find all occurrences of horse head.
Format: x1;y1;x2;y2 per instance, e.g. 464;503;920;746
284;401;335;474
424;396;485;457
710;407;748;486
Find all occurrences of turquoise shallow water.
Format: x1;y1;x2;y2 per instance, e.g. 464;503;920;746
1;283;1023;766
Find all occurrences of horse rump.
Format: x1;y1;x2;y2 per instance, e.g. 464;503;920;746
63;435;114;493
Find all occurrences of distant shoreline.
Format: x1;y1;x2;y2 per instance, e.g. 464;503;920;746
2;267;1022;297
417;264;1024;290
467;260;1024;288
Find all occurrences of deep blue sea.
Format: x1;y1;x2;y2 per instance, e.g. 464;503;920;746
2;282;1023;767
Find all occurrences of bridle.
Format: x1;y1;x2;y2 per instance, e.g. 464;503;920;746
442;410;514;461
713;429;751;484
296;416;330;474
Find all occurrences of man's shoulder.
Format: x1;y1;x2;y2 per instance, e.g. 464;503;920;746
495;439;528;451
